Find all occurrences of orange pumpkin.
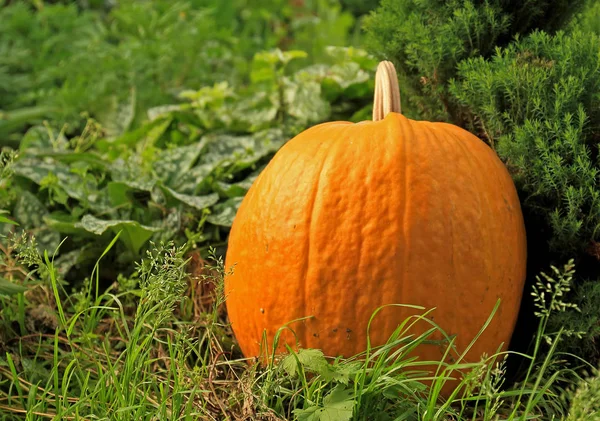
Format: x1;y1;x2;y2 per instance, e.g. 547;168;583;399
224;61;526;388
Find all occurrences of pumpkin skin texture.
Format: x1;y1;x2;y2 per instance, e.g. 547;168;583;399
224;112;527;383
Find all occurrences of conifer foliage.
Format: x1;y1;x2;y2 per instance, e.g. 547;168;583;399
451;30;600;255
364;0;586;122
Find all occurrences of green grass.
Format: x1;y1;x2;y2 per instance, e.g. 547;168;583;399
0;234;596;420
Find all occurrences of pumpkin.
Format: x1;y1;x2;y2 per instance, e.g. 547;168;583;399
224;61;527;389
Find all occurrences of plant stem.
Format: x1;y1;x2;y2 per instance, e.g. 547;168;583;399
372;61;402;121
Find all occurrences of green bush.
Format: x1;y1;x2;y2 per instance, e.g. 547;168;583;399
569;0;600;35
363;0;586;122
450;30;600;255
449;29;600;360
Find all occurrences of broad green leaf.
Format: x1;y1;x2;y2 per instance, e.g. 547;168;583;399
174;163;217;194
13;191;47;228
206;197;243;227
10;193;61;251
250;66;277;84
153;139;208;187
150;186;167;207
178;82;234;108
293;60;373;103
231;92;278;132
13;158;73;185
251;51;280;83
44;213;94;236
97;116;172;152
162;186;219;210
97;88;136;139
151;209;182;243
294;385;355;421
281;50;309;64
199;130;285;168
0;277;27;296
214;181;248;198
347;104;372;123
324;62;370;91
36;229;62;256
295;62;370;91
174;130;284;193
285;79;330;123
251;49;308;83
25;150;109;170
253;49;283;67
236;167;264;190
0;210;17;225
282;349;329;377
147;104;185;121
253;49;307;67
20;125;56;150
54;249;85;277
329;362;362;386
295;407;320;421
75;215;159;254
13;159;110;212
139;117;173;149
107;182;132;207
110;160;155;192
294;63;329;80
0;215;17;225
321;386;355;420
324;46;378;70
281;348;353;383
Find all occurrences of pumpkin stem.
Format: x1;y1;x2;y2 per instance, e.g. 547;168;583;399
372;61;402;121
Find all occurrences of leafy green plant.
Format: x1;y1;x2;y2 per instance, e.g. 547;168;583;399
1;46;376;281
0;0;364;143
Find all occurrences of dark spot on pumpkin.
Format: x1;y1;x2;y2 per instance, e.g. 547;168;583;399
332;328;338;333
346;328;352;333
313;333;319;337
260;308;265;314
